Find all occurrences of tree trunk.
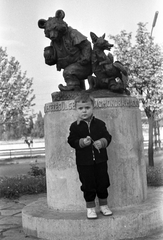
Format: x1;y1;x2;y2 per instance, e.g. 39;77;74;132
148;115;154;166
157;122;161;149
154;120;157;149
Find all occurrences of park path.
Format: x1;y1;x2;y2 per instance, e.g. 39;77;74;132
0;193;46;240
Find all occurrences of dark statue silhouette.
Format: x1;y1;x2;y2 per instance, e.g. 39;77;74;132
38;10;92;91
38;10;130;94
88;32;130;94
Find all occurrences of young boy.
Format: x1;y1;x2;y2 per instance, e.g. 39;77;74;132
67;93;112;219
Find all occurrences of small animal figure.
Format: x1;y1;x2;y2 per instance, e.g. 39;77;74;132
88;32;129;94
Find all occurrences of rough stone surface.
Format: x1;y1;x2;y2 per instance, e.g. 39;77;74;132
22;188;163;240
0;194;45;240
0;191;162;240
20;94;151;239
44;95;147;210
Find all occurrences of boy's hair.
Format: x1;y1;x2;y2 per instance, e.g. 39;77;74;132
74;93;95;107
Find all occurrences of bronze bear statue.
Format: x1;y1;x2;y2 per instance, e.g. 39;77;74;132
38;10;92;91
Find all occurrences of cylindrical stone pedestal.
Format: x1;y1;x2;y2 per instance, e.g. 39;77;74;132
44;92;147;210
23;91;163;240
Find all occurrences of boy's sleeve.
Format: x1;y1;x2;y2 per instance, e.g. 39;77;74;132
67;123;82;149
101;122;112;147
99;138;108;148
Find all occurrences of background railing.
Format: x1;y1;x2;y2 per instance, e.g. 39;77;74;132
0;139;162;161
0;147;45;160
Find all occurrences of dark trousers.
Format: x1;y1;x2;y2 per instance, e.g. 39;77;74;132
77;161;110;208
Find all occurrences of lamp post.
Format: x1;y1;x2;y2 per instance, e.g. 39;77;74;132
151;11;159;37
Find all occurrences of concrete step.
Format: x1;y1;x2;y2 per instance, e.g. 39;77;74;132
22;187;163;240
123;228;163;240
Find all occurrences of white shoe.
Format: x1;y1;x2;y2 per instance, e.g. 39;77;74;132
87;208;97;219
100;205;113;216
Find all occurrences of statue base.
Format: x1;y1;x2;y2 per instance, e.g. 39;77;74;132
23;90;150;239
22;188;163;240
44;92;147;209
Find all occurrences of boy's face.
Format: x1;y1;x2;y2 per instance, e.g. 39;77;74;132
76;101;94;121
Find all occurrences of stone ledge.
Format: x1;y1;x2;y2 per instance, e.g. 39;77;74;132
22;188;163;240
51;90;128;102
45;95;139;113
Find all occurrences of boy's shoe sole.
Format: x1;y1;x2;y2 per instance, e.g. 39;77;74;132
87;216;98;219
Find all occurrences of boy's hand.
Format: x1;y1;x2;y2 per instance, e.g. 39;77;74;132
93;140;102;151
83;136;91;146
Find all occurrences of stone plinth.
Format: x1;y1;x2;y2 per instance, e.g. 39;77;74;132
22;188;163;240
22;91;150;239
44;92;147;210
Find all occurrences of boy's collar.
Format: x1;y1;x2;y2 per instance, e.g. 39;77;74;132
77;115;94;125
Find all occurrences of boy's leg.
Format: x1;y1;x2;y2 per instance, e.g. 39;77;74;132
95;162;113;216
95;162;110;204
76;164;96;208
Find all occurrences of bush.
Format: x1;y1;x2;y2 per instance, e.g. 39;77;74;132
147;165;163;186
0;175;46;199
28;163;46;177
1;162;163;199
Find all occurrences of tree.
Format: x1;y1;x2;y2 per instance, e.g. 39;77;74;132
32;111;44;138
3;110;28;140
109;22;163;166
0;47;35;125
0;123;4;140
29;116;34;131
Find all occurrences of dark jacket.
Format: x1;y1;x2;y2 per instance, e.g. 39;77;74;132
67;116;112;165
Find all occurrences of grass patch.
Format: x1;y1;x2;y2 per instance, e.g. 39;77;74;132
0;164;46;199
1;161;163;199
0;175;46;199
147;165;163;186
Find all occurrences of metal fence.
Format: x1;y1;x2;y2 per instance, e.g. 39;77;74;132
0;147;45;160
0;140;162;161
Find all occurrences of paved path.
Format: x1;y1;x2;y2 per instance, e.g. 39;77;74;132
0;194;45;240
0;193;163;240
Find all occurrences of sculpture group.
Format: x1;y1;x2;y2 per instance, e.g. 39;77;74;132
38;10;129;94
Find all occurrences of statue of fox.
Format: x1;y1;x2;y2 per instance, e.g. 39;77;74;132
88;32;130;94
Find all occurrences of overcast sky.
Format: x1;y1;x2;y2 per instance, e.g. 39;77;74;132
0;0;163;114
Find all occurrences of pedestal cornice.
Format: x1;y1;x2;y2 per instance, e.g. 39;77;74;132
45;90;139;113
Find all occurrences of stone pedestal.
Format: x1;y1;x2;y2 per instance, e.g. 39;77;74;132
23;91;157;240
44;92;147;210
